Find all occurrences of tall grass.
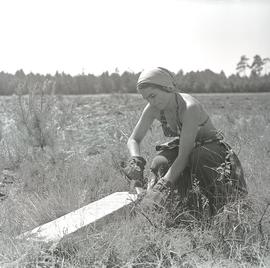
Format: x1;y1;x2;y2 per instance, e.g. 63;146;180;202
0;91;269;267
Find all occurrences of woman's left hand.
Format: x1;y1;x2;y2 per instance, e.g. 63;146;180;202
140;177;173;210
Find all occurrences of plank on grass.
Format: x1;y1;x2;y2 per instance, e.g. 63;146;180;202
18;192;137;243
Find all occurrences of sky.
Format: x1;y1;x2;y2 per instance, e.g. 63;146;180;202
0;0;269;76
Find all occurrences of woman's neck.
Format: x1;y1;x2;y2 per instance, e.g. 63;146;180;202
163;93;178;112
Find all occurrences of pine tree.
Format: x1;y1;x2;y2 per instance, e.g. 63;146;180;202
250;55;264;76
236;55;249;76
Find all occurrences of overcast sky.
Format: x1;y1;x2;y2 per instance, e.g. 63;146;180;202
1;0;269;76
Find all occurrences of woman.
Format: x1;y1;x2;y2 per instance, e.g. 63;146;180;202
123;67;247;215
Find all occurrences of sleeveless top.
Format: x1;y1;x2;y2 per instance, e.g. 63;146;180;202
159;93;209;138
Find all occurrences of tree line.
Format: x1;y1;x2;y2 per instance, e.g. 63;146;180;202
0;55;269;95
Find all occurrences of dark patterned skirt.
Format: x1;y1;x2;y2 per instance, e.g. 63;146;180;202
150;137;248;215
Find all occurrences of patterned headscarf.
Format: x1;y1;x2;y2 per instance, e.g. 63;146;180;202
137;67;177;92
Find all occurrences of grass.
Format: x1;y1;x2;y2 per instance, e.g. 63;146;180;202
0;87;269;267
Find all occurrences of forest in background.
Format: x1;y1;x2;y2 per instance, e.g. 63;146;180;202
0;54;269;95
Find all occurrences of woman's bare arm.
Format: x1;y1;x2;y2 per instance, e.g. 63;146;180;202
127;103;156;156
163;103;200;185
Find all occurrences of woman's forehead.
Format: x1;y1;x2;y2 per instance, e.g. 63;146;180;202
140;87;158;98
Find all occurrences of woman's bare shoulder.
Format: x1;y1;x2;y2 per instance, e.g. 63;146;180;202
179;93;210;126
179;93;200;107
178;93;203;121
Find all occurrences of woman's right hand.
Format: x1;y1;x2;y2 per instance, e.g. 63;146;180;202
122;156;147;187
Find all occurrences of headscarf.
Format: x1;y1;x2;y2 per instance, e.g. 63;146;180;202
137;67;177;92
137;67;186;120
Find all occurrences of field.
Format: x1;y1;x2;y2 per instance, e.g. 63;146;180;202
0;92;270;267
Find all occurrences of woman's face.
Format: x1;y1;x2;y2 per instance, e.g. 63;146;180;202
139;86;171;110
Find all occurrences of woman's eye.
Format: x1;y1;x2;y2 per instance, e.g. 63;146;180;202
145;94;155;101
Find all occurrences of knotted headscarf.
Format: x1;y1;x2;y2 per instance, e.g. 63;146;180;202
137;67;186;120
137;67;177;92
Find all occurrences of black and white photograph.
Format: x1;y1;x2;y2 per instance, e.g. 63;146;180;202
0;0;270;267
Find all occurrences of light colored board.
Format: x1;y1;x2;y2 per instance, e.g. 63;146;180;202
18;191;137;243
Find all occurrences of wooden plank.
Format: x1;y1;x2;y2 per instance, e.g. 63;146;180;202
18;192;137;243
